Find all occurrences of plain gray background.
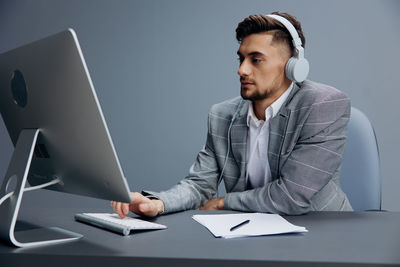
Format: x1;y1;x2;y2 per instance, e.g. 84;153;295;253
0;0;399;211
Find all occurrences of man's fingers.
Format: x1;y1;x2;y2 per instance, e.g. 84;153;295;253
115;202;126;218
122;203;129;216
111;192;160;218
111;201;117;212
199;197;224;211
110;200;130;218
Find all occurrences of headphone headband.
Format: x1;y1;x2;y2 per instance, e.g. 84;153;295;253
266;14;304;57
266;13;309;83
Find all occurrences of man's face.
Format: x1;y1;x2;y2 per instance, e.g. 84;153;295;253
237;32;290;102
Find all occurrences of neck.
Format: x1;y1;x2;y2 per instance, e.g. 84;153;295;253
252;79;291;120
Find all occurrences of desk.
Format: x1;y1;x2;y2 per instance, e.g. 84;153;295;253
0;207;399;267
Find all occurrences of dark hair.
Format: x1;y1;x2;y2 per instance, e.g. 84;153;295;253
235;12;305;56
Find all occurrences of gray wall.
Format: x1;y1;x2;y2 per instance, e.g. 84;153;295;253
0;0;399;211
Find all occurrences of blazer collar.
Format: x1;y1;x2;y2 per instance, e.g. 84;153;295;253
284;81;302;108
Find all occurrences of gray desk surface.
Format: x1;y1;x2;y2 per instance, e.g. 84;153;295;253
1;205;400;267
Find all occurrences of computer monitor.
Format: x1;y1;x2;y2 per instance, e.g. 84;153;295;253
0;29;132;247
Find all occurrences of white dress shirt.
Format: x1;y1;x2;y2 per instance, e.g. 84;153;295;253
246;83;293;189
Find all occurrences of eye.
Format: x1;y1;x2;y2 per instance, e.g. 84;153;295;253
252;58;261;63
237;57;244;63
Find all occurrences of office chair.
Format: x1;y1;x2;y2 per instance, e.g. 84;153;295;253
339;107;382;211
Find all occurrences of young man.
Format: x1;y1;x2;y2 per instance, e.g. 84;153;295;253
111;12;352;217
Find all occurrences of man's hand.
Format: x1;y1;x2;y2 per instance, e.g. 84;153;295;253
110;192;164;218
200;197;225;210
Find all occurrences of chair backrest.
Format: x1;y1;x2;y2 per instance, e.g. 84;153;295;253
340;107;381;211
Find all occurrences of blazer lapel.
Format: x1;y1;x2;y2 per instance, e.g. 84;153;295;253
268;107;290;179
268;82;301;179
229;100;249;191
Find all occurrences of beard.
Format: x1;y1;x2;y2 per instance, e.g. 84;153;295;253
240;86;271;101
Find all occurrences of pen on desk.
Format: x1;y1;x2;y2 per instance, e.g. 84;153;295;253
230;219;250;231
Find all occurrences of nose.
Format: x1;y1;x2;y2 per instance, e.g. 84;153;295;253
238;60;250;77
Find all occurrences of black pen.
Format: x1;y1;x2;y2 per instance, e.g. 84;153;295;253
230;219;250;231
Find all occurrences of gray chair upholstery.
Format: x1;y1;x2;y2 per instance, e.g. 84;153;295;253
340;107;381;211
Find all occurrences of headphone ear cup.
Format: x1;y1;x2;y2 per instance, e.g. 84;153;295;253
285;56;309;83
285;57;297;82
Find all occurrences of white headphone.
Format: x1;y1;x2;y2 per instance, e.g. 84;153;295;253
266;14;309;83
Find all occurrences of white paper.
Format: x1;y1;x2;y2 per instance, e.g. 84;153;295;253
192;213;307;238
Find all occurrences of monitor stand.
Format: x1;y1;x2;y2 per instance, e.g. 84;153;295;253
0;129;82;247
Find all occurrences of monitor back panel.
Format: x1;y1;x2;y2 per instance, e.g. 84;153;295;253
0;29;131;203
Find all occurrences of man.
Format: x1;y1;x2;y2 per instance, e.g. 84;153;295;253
111;11;352;218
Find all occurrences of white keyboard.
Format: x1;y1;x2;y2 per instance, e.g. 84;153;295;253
75;213;167;236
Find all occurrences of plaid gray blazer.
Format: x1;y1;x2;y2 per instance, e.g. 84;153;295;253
145;80;353;215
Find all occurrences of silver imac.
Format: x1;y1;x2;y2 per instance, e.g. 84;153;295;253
0;29;132;247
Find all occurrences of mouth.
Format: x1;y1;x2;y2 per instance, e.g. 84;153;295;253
241;81;255;88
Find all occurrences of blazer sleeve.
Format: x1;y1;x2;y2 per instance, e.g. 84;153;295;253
224;93;351;215
142;113;220;214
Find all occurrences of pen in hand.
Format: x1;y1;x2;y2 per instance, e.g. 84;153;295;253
230;219;250;231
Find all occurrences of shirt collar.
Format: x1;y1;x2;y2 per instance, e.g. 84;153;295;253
247;82;294;127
